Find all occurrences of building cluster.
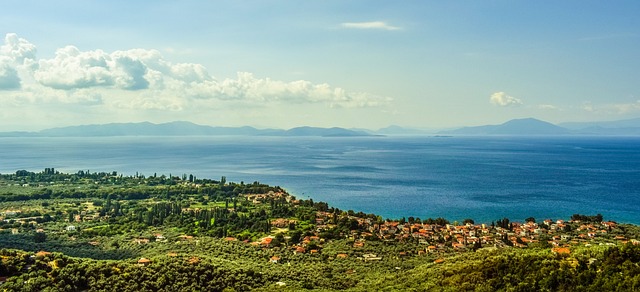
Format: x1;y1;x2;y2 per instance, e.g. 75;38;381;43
307;211;634;255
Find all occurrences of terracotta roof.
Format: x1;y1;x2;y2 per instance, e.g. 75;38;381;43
35;251;51;257
552;247;570;254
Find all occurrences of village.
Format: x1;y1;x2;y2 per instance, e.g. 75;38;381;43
263;211;636;259
0;181;638;267
234;191;640;263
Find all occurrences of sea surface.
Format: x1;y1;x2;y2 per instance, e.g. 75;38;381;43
1;136;639;224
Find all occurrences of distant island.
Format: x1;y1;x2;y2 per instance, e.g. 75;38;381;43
439;117;640;136
439;118;571;136
0;122;374;137
0;117;639;137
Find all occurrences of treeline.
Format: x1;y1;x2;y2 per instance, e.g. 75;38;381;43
0;170;283;203
571;213;604;223
0;250;274;292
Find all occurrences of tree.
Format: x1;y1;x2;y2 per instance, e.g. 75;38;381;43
273;233;285;247
525;217;536;223
34;232;46;243
289;230;302;244
496;218;511;230
105;194;112;214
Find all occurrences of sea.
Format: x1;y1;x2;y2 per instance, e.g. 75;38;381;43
1;135;639;224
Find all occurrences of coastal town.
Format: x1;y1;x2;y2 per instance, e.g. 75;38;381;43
1;170;639;291
2;181;637;266
247;191;639;261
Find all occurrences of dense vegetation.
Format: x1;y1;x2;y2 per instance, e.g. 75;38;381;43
0;169;639;291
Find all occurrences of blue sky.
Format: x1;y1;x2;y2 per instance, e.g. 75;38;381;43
1;1;639;131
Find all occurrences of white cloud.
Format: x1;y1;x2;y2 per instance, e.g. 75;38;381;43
538;104;558;110
115;57;149;90
582;102;594;112
1;33;37;66
169;63;210;83
5;84;103;105
34;46;151;90
164;72;390;108
579;100;640;115
1;33;391;111
490;92;523;107
611;100;640;114
0;56;21;90
341;21;401;31
0;33;37;90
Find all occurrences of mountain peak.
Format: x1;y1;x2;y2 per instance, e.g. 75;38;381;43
441;118;571;135
503;117;545;124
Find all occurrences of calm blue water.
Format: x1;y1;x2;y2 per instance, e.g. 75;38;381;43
1;136;639;224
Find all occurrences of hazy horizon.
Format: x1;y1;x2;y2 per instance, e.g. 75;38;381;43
0;117;640;133
2;1;640;131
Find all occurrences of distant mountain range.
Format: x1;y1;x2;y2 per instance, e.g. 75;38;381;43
1;118;639;137
559;118;640;135
0;122;373;137
439;117;640;136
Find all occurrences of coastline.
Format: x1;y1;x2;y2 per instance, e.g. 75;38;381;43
1;135;639;225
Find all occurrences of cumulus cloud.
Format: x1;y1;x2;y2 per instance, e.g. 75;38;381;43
1;33;390;110
0;57;21;90
110;54;149;90
1;33;37;65
490;92;523;107
187;72;389;107
34;46;150;90
0;33;37;90
341;21;401;31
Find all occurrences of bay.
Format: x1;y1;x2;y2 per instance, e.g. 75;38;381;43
1;136;639;224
